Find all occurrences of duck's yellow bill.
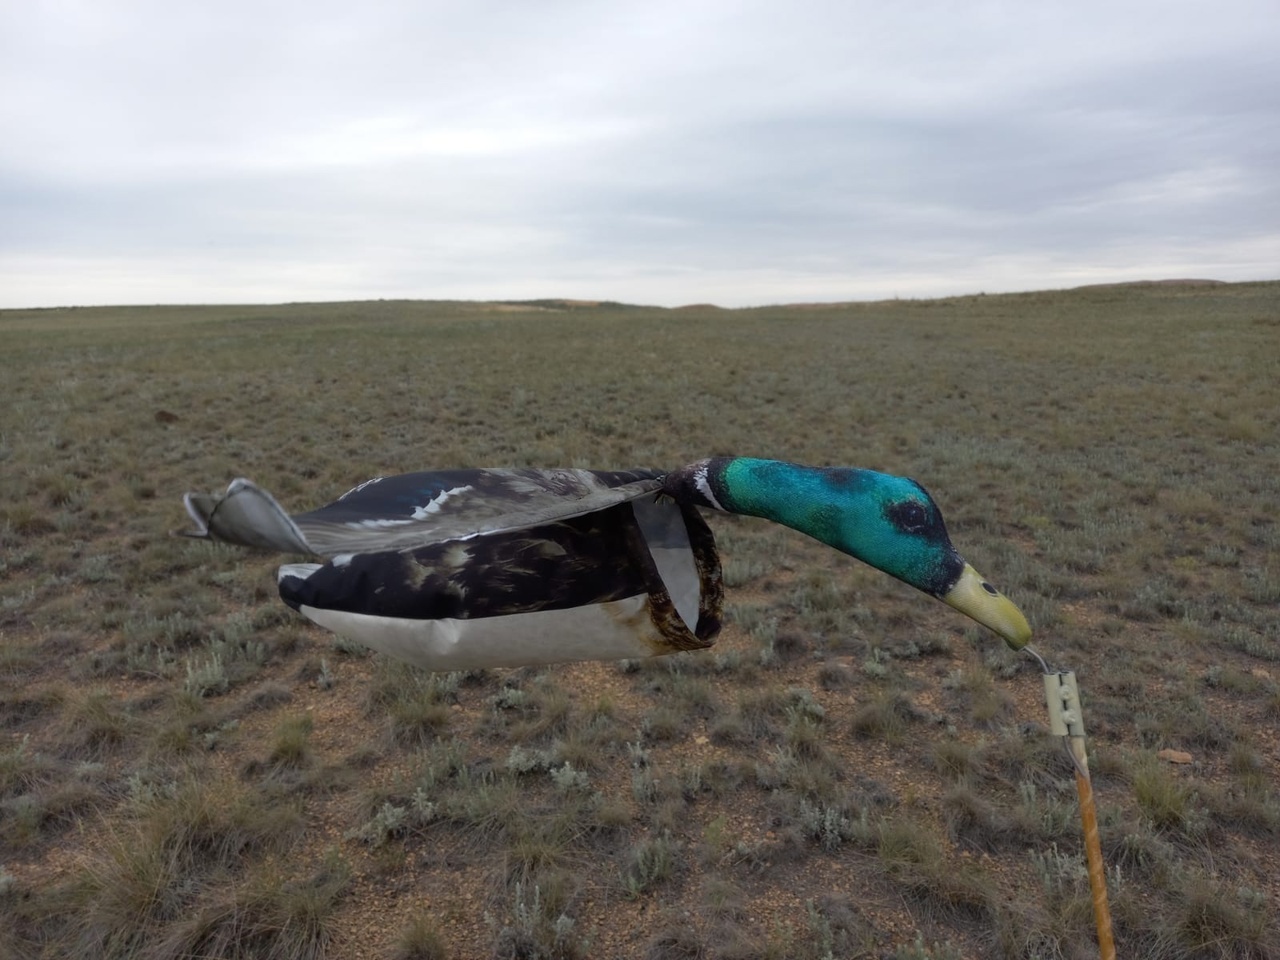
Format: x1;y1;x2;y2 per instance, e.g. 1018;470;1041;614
943;563;1032;649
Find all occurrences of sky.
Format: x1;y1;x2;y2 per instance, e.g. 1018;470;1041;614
2;1;1277;309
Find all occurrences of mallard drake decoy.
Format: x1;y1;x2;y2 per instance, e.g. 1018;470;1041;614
183;457;1030;671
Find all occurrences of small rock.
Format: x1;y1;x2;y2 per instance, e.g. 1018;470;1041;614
1158;748;1193;764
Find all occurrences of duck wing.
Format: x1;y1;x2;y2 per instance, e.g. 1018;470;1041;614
183;467;665;556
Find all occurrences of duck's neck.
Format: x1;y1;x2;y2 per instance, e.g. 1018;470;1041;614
664;456;966;599
667;457;883;554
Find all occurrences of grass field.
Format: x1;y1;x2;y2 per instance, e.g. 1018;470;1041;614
2;282;1278;959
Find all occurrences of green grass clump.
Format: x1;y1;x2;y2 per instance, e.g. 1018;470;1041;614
43;778;316;957
366;662;458;746
850;690;919;743
391;914;451;960
267;712;315;768
621;834;678;897
1131;757;1206;838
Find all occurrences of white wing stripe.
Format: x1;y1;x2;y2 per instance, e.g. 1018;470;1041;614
411;485;475;519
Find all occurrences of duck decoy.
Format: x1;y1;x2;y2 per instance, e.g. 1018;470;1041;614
182;457;1031;671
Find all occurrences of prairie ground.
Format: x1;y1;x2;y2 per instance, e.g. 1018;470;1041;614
1;282;1278;959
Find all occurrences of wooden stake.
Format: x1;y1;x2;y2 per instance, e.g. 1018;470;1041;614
1070;736;1116;960
1042;668;1116;960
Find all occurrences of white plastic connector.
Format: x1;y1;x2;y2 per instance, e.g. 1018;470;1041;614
1044;672;1085;738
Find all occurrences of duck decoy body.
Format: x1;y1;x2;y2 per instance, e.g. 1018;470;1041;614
183;457;1030;671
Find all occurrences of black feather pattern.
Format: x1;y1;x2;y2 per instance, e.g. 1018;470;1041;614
279;498;722;652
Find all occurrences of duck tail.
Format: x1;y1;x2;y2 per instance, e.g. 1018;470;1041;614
181;479;315;554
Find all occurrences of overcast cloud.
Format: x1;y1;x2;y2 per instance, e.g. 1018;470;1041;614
2;0;1277;308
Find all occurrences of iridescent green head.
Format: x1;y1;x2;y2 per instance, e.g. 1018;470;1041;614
663;457;1031;648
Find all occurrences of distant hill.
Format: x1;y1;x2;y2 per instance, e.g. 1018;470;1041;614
1072;278;1226;289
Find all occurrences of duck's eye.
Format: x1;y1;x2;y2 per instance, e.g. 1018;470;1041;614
889;500;929;533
